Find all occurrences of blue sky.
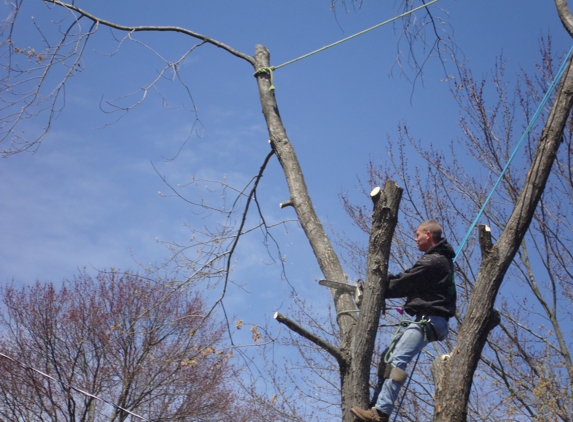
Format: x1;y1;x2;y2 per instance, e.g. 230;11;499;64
1;0;569;350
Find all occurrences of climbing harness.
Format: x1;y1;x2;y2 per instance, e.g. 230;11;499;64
381;315;436;421
382;315;437;364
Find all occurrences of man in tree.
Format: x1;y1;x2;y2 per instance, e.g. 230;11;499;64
351;220;456;422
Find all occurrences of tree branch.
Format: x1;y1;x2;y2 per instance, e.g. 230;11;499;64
47;0;255;66
478;224;493;256
273;312;345;366
555;0;573;38
433;43;573;422
253;44;355;340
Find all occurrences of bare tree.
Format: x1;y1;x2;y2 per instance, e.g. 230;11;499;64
1;2;449;420
341;33;573;422
0;269;253;421
2;1;573;421
430;4;573;419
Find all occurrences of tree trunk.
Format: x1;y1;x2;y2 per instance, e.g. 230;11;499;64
432;52;573;422
349;184;402;411
253;45;354;332
254;46;402;421
555;0;573;37
253;44;355;419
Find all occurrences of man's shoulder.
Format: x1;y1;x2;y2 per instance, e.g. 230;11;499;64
430;239;456;259
419;250;452;268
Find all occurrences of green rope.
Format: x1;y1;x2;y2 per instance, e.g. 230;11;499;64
337;309;360;323
276;0;440;71
254;0;441;90
253;66;276;91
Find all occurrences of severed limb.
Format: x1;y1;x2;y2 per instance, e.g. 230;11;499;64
274;312;345;366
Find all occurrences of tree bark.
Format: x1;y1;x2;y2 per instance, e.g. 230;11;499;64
433;52;573;422
555;0;573;37
253;45;358;419
349;183;402;412
253;45;354;332
254;47;403;421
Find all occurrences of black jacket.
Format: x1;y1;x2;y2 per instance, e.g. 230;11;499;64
386;239;456;318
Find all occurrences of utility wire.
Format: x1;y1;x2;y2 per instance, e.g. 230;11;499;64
0;351;149;421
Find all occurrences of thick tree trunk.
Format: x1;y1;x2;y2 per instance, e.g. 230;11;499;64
349;183;402;410
432;53;573;422
254;46;402;421
253;45;354;332
253;44;356;418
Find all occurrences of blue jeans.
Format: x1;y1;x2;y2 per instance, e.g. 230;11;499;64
373;315;449;416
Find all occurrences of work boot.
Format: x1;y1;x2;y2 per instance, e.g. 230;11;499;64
350;406;389;422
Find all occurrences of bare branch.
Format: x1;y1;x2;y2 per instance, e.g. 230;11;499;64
47;0;255;65
274;312;345;365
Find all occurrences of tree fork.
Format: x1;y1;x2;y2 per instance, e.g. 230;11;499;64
433;51;573;421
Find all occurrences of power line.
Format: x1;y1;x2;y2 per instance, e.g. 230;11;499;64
0;352;149;421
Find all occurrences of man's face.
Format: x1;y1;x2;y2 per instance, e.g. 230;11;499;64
415;226;433;252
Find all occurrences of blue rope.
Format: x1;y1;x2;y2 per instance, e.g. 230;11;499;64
392;45;573;422
454;44;573;262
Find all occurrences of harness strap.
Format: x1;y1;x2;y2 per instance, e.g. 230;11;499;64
383;317;430;364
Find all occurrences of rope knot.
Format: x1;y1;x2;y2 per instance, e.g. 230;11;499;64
254;66;276;91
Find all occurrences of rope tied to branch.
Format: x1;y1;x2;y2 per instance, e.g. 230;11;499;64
253;0;441;90
253;66;276;91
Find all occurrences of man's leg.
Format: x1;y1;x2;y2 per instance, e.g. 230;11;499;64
369;347;390;408
375;323;429;416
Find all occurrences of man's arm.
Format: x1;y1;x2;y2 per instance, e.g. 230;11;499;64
385;255;436;298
